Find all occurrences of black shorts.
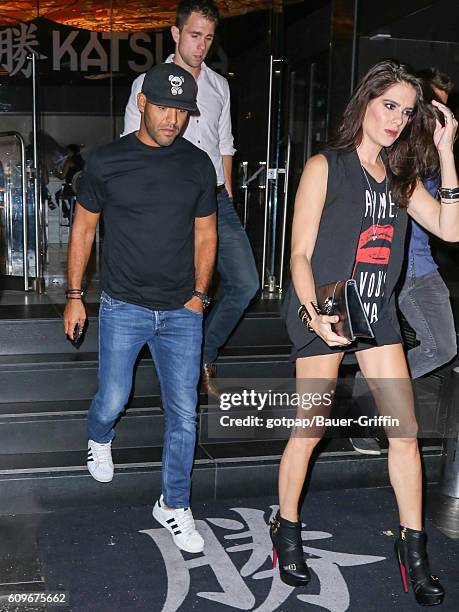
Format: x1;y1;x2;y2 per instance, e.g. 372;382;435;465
290;313;402;362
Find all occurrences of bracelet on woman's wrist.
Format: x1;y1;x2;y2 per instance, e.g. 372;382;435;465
440;198;459;205
298;301;321;333
438;187;459;200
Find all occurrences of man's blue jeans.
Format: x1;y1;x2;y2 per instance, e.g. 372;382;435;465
87;292;202;507
203;188;259;363
398;270;457;378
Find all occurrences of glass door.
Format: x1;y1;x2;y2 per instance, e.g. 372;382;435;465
0;131;39;290
276;53;329;289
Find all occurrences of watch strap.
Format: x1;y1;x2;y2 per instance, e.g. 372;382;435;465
192;290;211;308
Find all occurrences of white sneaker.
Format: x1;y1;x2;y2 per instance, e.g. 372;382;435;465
152;494;204;553
87;439;114;482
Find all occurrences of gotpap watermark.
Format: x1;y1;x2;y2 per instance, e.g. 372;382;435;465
203;377;455;441
219;414;400;429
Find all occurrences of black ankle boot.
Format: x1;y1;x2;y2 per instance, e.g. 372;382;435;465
394;525;445;606
269;511;311;587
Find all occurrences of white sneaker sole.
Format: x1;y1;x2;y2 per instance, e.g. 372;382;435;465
349;438;381;456
87;463;114;483
152;503;204;553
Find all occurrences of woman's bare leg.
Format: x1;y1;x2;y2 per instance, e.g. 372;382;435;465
278;352;343;521
356;343;422;530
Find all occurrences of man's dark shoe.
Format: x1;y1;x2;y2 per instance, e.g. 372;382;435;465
349;437;381;455
201;363;223;401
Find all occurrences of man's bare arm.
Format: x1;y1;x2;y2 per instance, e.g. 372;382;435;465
222;155;233;198
184;212;217;313
63;203;100;338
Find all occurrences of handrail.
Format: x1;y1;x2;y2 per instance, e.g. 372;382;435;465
261;55;274;289
0;131;28;290
31;51;42;285
3;156;13;275
278;134;291;292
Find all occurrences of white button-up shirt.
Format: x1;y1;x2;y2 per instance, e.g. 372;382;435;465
122;55;236;186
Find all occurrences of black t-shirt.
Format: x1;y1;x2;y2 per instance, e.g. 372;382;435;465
77;133;216;310
352;173;397;324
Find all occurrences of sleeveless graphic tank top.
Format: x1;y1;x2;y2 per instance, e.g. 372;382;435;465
352;171;397;325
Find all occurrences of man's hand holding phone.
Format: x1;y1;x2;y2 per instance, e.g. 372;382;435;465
64;296;87;342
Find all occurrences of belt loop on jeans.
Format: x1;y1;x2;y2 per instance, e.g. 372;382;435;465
216;184;226;194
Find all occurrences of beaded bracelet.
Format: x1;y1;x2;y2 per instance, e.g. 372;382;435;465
65;289;84;299
298;302;321;333
438;187;459;200
440;197;459;205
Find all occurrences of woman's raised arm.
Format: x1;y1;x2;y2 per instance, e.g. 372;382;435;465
408;100;459;242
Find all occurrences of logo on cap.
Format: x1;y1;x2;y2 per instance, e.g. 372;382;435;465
169;75;185;96
141;63;198;112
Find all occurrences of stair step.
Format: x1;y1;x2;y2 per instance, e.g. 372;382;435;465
0;439;443;475
0;302;289;355
0;442;443;515
0;445;213;474
0;345;290;367
0;348;293;403
0;396;160;417
0;410;164;454
0;398;295;453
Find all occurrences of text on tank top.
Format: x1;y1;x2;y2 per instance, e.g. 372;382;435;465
352;173;397;324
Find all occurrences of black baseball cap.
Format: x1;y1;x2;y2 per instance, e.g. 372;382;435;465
141;63;198;112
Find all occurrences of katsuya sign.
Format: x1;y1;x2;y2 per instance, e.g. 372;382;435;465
0;19;163;78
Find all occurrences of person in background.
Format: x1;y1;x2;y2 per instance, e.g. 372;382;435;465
57;144;85;220
122;0;259;399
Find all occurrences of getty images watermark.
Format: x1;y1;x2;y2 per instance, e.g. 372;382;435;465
220;389;334;411
218;389;400;431
204;377;453;440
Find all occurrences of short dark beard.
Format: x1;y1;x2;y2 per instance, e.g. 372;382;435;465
143;114;177;147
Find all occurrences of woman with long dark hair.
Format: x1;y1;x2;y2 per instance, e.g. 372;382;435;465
274;59;458;606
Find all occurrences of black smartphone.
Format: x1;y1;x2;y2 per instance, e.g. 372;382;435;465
72;322;84;346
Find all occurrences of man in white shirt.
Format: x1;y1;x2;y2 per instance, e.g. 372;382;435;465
123;0;259;398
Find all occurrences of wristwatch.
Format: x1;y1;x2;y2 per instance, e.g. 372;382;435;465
192;290;211;309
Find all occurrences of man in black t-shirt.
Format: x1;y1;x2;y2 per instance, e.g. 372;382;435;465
63;63;217;554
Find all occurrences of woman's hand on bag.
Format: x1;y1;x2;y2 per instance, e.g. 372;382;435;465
310;314;352;347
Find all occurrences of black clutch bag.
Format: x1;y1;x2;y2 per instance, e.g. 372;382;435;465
315;279;374;342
